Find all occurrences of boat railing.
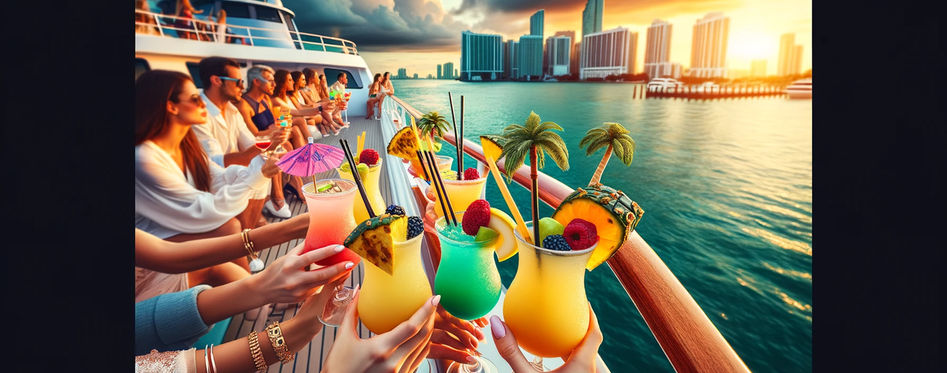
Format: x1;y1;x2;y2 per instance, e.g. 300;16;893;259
135;9;358;55
383;94;751;373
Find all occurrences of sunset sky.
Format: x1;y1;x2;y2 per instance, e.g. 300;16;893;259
288;0;811;77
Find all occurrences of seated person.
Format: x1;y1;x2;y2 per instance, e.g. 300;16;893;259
365;73;382;119
135;69;280;301
292;70;343;135
271;69;334;138
321;73;349;128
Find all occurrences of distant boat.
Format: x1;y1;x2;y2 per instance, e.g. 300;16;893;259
785;78;812;99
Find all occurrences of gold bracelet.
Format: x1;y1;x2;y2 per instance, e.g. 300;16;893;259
266;322;294;362
241;229;257;257
247;330;267;372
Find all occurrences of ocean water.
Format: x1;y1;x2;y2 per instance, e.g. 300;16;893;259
393;80;812;372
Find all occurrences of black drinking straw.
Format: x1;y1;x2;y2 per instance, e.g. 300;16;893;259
448;92;460;180
339;139;375;218
423;150;454;225
426;150;457;226
415;150;430;182
458;95;465;179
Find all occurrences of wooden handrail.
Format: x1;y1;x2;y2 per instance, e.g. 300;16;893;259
388;95;750;372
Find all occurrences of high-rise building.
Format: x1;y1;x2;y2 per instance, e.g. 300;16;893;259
644;19;672;80
518;35;543;80
437;64;442;79
530;10;544;37
545;35;571;76
504;39;519;80
582;0;603;38
580;27;637;80
571;41;581;76
443;62;455;79
750;59;767;77
454;69;458;78
690;12;730;78
427;74;433;79
778;33;804;76
552;31;578;76
461;30;504;81
413;73;418;79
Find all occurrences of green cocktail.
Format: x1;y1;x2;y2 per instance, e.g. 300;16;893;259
433;211;502;320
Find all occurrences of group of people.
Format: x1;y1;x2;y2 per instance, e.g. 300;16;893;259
135;0;245;44
134;56;602;372
365;71;395;119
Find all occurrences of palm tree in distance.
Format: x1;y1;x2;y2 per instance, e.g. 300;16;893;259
579;122;636;187
499;111;570;242
579;122;635;186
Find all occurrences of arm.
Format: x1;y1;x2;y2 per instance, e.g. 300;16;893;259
134;214;308;273
236;99;261;136
135;144;268;235
224;112;268;166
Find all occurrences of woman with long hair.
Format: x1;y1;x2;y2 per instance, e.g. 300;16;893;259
272;69;334;137
135;70;280;301
174;0;204;40
365;73;382;119
292;70;342;134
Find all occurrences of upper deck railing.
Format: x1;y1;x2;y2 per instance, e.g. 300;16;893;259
135;10;358;55
384;94;751;373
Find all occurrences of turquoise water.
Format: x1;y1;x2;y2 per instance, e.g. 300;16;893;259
394;80;812;372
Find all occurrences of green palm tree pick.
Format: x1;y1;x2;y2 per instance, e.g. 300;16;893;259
499;111;570;243
579;122;636;187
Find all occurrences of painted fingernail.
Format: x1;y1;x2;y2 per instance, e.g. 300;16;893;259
465;356;478;364
344;262;354;269
334;245;345;252
490;315;505;338
431;295;441;307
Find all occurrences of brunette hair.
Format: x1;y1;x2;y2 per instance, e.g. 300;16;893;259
273;69;292;98
134;70;212;191
198;56;240;88
302;68;318;85
290;71;305;90
317;74;329;98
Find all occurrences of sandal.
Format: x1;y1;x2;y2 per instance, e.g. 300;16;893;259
283;183;301;201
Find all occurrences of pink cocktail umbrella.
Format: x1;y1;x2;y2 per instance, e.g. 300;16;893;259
276;137;345;186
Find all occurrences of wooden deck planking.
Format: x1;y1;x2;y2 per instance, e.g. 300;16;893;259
222;118;385;373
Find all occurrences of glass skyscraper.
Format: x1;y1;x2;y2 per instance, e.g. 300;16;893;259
582;0;603;38
689;12;730;78
530;10;544;37
461;30;504;81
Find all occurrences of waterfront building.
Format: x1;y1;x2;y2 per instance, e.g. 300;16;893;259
413;73;418;79
582;0;603;38
689;12;730;78
461;30;504;81
671;63;682;79
504;39;520;80
437;64;442;79
530;10;544;37
778;33;803;76
443;62;455;79
644;19;672;80
454;68;458;78
427;73;433;79
750;59;767;77
397;68;407;79
545;35;572;76
518;35;544;81
580;27;637;80
572;41;581;76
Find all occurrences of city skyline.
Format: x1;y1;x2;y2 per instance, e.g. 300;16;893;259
340;0;810;77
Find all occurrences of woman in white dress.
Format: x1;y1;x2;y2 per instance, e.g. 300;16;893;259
134;70;280;301
271;69;332;138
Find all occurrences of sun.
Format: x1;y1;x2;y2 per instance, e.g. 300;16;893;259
728;33;773;61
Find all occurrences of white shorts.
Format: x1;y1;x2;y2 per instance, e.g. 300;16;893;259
249;177;271;199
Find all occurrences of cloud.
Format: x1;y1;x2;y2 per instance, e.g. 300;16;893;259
286;0;742;51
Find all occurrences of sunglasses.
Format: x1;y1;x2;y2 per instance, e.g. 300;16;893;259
174;94;203;106
219;76;245;86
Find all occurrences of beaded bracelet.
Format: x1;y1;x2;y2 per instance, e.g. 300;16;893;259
247;331;267;372
266;322;294;362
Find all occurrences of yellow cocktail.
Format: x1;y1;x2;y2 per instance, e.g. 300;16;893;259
356;231;433;334
503;224;596;357
428;171;488;219
338;159;385;223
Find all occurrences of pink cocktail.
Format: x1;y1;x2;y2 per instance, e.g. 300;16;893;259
301;179;362;267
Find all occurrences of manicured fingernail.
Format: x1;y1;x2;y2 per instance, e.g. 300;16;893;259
344;262;354;269
431;295;441;307
490;315;505;338
465;356;478;364
334;245;345;252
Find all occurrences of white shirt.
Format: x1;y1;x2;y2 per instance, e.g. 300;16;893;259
330;81;346;96
191;90;256;167
134;140;268;239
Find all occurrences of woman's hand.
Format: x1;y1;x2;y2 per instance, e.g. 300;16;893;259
427;306;485;364
267;126;291;151
491;305;603;373
247;243;355;305
261;155;280;178
322;293;440;373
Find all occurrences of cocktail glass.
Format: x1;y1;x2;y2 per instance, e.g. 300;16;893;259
503;222;597;363
301;179;362;326
410;155;453;181
254;135;272;159
430;173;488;219
338;158;385;224
434;211;502;373
356;229;433;333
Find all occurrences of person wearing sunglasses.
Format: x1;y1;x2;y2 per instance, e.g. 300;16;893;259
192;57;292;228
135;69;283;297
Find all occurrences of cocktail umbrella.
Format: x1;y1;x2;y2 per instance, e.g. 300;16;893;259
276;137;346;187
